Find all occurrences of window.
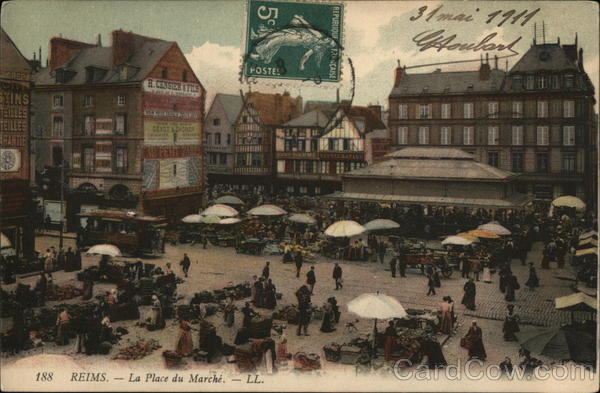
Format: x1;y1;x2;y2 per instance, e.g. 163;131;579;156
117;95;126;106
511;76;523;90
52;116;64;136
551;75;560;89
53;95;64;108
563;126;575;146
299;186;308;194
115;114;126;135
487;126;499;145
536;152;549;172
536;126;549;146
397;127;408;145
418;127;429;144
512;126;523;145
398;104;408;119
463;127;474;145
115;147;127;171
488;102;498;118
52;146;63;167
537;75;547;89
564;74;574;88
213;118;221;126
215;133;221;145
440;127;451;145
512;101;523;118
83;115;95;135
537;101;548;118
441;103;451;119
251;153;261;167
226;134;231;145
512;152;523;172
319;161;328;174
237;153;246;166
419;104;430;119
83;147;94;172
161;68;168;79
563;100;575;118
219;154;227;165
242;116;248;123
487;152;499;167
83;95;94;107
342;139;350;151
526;75;534;90
311;138;318;152
562;153;576;173
206;133;212;145
336;162;344;174
463;103;473;119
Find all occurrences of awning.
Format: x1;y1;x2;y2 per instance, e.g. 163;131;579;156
321;191;533;209
555;292;597;312
575;248;597;257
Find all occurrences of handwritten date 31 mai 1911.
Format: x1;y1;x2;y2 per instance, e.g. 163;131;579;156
409;5;540;54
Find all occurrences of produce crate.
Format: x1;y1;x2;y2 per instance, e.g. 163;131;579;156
323;344;341;362
339;346;361;365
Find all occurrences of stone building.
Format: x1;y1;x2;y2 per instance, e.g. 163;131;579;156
388;36;596;208
204;93;242;186
33;30;205;228
0;28;35;259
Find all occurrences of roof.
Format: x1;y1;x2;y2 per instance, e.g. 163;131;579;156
387;147;474;160
554;292;597;311
76;210;167;223
215;94;243;124
322;191;532;209
303;100;339;114
0;28;33;77
510;43;578;73
389;69;505;97
284;109;330;128
244;92;301;125
344;149;515;182
35;37;174;85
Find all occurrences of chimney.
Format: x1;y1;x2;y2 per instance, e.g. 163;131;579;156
393;59;404;87
49;36;95;71
578;48;584;71
479;61;491;81
97;33;102;47
112;29;135;66
336;87;340;104
494;55;498;69
368;105;382;121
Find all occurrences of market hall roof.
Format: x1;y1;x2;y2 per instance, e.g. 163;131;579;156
344;147;517;182
389;69;505;97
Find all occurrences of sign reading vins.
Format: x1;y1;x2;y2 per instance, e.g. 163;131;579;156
144;120;200;145
0;81;29;135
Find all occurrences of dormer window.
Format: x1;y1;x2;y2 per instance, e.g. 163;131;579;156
512;75;523;90
551;75;560;89
443;86;450;93
537;75;547;89
564;74;574;88
467;84;474;91
422;86;429;93
85;66;107;83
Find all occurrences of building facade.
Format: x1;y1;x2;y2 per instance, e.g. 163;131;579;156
0;28;35;259
388;37;596;208
275;104;390;196
33;30;205;228
204;93;242;186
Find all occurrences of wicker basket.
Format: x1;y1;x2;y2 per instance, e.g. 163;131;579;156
162;350;183;368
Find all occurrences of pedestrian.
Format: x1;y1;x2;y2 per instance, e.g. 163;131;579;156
44;214;51;232
151;295;165;329
306;266;316;294
253;277;264;307
241;302;257;329
295;285;311;336
294;252;303;278
505;272;520;302
426;273;436;296
499;357;514;376
499;264;510;293
180;253;191;277
389;255;397;278
398;251;407;278
525;263;539;290
175;318;194;356
56;247;65;270
502;305;520;341
332;263;343;290
439;297;453;335
383;321;397;361
482;260;492;283
461;256;470;279
320;302;336;333
462;321;486;361
223;296;236;328
377;240;387;264
55;308;70;346
262;261;270;280
44;250;53;272
432;267;441;287
471;258;481;281
202;234;208;249
461;278;476;310
264;279;277;309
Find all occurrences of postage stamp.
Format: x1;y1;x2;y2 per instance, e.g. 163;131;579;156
243;0;344;82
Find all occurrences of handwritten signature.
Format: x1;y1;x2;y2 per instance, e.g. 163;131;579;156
413;30;521;54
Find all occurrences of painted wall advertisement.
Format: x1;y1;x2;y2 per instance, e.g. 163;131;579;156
43;200;65;224
144;120;200;145
142;78;201;98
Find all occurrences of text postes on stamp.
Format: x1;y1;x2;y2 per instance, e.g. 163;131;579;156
244;0;343;82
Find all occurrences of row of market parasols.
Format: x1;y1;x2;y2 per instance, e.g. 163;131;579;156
441;221;511;246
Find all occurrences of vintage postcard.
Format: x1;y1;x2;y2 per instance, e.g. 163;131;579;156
0;0;598;391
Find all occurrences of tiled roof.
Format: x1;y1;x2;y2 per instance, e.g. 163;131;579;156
245;92;301;125
215;93;243;124
510;43;578;73
389;69;505;96
284;109;330;128
341;105;386;131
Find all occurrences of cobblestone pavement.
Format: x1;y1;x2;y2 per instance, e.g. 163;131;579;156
1;235;595;372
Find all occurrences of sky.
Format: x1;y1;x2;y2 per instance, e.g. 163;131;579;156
2;0;598;108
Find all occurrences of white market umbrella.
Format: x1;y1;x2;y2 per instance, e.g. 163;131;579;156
247;204;287;216
288;213;316;225
182;214;203;224
219;217;241;225
87;244;122;257
579;231;598;240
442;235;474;246
364;219;400;231
552;196;586;210
325;220;366;238
199;215;222;224
347;292;408;353
214;195;244;205
477;221;511;236
201;204;239;217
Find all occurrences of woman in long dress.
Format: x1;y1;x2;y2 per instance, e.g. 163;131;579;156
502;306;520;341
223;297;236;328
151;295;165;329
461;279;476;310
320;302;335;333
525;264;539;290
482;260;492;283
55;308;70;345
439;299;453;334
175;319;194;356
264;279;277;309
463;321;486;360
